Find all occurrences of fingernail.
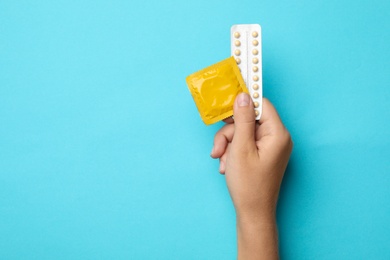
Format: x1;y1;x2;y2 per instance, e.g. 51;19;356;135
237;93;250;107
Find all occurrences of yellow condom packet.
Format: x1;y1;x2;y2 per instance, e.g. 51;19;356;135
186;57;249;125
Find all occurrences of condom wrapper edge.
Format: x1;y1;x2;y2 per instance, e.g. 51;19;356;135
186;56;249;125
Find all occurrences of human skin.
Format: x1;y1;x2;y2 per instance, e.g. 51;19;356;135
210;93;293;260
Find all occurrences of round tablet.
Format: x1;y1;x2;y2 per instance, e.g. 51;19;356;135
252;40;258;46
252;66;258;72
236;58;241;64
252;58;258;64
252;49;258;55
252;31;258;38
253;92;259;98
234;49;241;56
253;84;259;90
255;110;259;116
234;32;240;38
234;40;241;46
253;75;259;81
254;101;259;108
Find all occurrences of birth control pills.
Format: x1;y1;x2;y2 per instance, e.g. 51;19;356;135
231;24;263;119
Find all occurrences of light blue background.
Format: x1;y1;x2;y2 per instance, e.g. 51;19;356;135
1;0;389;259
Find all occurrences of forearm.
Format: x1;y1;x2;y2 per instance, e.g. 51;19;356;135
237;214;279;260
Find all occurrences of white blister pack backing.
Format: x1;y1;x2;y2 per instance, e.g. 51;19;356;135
231;24;262;119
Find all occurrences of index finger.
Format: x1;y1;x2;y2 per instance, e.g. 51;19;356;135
223;116;234;124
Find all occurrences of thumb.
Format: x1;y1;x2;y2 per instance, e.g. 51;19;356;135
232;93;257;152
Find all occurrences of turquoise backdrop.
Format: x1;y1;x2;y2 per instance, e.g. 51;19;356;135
1;0;389;259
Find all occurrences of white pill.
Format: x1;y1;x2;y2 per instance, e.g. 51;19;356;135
234;49;241;56
252;58;258;64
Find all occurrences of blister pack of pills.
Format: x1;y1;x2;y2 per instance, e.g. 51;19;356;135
231;24;262;119
186;57;249;125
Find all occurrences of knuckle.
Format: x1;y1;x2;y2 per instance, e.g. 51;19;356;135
279;129;293;151
286;134;293;152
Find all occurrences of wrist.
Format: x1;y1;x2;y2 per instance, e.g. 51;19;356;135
236;204;276;225
237;211;276;230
